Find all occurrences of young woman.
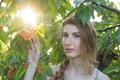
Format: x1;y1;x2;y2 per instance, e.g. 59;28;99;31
24;16;110;80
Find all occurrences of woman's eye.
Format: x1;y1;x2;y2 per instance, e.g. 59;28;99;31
62;34;68;37
74;34;80;37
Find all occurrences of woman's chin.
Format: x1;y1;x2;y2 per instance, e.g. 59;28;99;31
66;53;80;58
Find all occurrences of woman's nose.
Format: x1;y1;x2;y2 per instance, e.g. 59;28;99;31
65;36;72;45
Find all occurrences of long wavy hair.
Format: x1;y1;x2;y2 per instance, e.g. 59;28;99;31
54;16;98;80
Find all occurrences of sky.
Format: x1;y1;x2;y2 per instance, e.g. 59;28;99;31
91;0;120;22
109;0;120;10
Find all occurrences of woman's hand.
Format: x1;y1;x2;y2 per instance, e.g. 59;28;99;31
28;36;40;63
24;36;40;80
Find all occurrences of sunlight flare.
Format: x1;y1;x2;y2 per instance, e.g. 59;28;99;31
16;8;37;27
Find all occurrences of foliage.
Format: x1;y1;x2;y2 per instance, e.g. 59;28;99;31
0;0;120;80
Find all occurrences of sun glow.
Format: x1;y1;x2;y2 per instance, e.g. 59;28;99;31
16;8;37;27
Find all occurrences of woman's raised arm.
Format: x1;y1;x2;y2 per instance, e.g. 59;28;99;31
24;36;40;80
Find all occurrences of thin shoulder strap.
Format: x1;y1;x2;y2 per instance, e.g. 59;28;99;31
95;69;99;80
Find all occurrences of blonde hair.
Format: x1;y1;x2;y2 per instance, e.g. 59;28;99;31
54;16;98;80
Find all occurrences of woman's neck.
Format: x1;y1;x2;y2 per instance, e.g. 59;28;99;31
68;56;85;74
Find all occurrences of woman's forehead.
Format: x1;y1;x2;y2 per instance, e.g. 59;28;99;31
63;24;79;32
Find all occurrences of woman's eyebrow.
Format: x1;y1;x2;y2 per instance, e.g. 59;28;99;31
62;32;80;35
62;32;67;34
72;32;79;33
62;32;79;33
71;32;80;35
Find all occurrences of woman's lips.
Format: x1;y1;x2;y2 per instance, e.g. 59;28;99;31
65;48;74;53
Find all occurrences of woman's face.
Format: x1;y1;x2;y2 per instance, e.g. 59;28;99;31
62;24;81;58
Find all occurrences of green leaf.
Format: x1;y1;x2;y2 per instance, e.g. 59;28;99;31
10;34;30;55
58;6;66;17
112;76;120;80
0;31;9;44
0;69;4;75
54;0;63;9
39;63;53;76
103;63;120;74
40;72;47;80
92;0;106;3
116;28;120;42
43;65;53;76
75;5;94;25
6;0;12;5
46;33;55;48
49;0;58;18
34;64;48;80
63;1;73;11
0;42;1;52
14;64;26;80
37;72;47;80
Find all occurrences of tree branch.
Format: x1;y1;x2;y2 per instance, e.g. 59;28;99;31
91;1;120;14
97;24;120;32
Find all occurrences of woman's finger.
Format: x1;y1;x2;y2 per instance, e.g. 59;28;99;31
32;36;40;53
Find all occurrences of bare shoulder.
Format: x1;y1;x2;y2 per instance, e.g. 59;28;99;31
97;69;111;80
